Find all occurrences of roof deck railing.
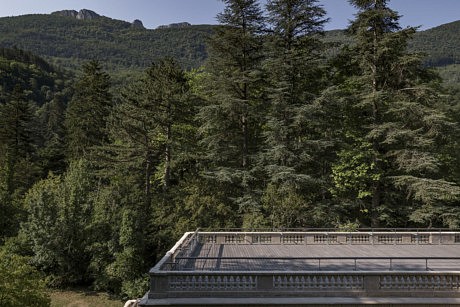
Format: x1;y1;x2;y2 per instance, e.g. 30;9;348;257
143;230;460;303
194;230;460;246
209;227;460;232
165;256;460;272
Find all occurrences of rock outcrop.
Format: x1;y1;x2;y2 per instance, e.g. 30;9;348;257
76;9;100;20
51;10;78;18
157;22;191;29
131;19;145;29
51;9;100;20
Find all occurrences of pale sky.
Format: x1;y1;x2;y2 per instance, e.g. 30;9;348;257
0;0;459;30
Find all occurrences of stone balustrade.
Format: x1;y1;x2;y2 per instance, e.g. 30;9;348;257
148;271;460;299
196;231;460;245
141;230;460;305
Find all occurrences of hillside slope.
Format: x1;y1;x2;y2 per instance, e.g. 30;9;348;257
0;13;213;71
0;11;459;73
323;20;460;69
409;20;460;67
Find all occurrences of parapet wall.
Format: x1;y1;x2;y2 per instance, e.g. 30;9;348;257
141;230;460;305
196;231;460;245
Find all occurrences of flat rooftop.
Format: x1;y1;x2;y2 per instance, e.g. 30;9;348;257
162;231;460;272
179;243;460;271
141;231;460;306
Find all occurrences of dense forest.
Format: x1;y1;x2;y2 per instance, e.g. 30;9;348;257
0;13;213;72
2;8;460;74
1;0;460;305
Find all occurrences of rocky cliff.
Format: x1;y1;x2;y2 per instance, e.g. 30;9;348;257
51;9;100;20
157;22;191;29
51;10;78;18
131;19;145;29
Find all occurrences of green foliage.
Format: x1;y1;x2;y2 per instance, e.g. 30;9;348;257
1;9;460;77
0;244;50;307
408;20;460;67
325;0;460;226
173;177;241;233
1;1;460;302
262;184;309;229
65;60;112;159
332;141;380;200
259;0;332;228
86;59;199;298
107;58;195;195
21;160;94;286
0;47;70;241
0;14;212;72
436;64;460;86
37;91;69;175
335;220;361;232
322;20;460;72
0;49;58;106
198;0;266;227
84;171;150;297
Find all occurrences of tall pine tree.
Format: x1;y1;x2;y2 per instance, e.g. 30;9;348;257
198;0;266;227
261;0;329;228
0;85;39;239
107;58;194;202
93;58;195;296
65;61;112;160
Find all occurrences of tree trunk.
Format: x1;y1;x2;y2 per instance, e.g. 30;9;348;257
145;154;152;206
370;14;381;228
242;114;248;168
164;123;172;190
371;181;381;228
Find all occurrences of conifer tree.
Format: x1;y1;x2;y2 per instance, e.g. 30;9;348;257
108;58;194;202
0;85;38;239
331;0;460;227
65;61;112;160
92;59;194;296
200;0;265;169
198;0;266;226
0;86;33;180
261;0;328;228
38;91;69;174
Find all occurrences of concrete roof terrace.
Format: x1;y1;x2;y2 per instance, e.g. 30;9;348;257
179;242;460;271
140;230;460;306
164;231;460;272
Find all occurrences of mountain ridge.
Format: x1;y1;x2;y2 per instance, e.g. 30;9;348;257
0;12;213;71
0;11;459;75
51;9;101;20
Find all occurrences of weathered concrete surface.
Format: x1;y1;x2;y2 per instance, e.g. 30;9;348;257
181;243;460;271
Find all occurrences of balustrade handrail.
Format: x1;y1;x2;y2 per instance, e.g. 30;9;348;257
197;230;460;234
164;256;460;272
145;231;460;304
206;228;460;232
174;256;460;260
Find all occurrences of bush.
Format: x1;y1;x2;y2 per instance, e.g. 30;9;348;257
0;244;50;307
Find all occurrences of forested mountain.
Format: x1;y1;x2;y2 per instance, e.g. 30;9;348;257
1;10;460;74
323;20;460;67
0;12;212;71
409;20;460;85
409;20;460;67
324;21;460;85
1;2;460;305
